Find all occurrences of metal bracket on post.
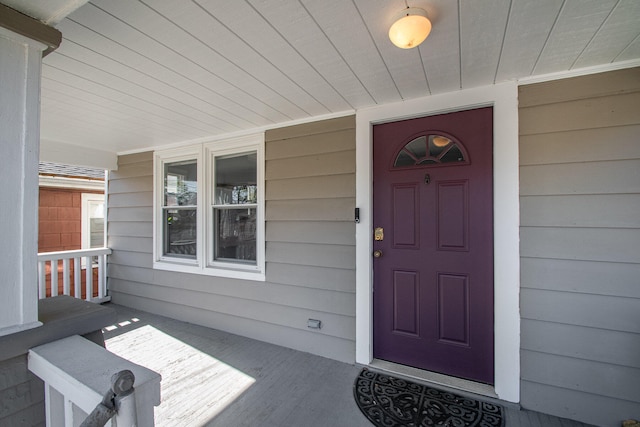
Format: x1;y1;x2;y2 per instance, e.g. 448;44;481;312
80;370;136;427
113;370;137;425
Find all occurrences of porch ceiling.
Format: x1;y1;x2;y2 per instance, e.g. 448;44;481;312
5;0;640;156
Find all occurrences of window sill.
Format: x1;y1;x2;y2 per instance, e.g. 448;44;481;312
153;260;265;282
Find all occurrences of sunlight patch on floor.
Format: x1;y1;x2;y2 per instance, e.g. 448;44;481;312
105;323;255;426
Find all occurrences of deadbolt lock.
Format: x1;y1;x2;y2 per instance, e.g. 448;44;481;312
374;227;384;241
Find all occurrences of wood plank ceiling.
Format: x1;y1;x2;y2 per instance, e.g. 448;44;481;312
7;0;640;155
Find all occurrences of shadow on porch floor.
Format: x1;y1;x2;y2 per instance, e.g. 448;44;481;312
101;303;595;427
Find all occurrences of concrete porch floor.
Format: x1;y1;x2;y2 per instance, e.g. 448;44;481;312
102;303;595;427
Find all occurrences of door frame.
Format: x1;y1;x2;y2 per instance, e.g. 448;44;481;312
355;82;520;403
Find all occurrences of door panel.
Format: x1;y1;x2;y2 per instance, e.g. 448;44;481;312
437;180;469;250
437;273;469;345
393;270;419;336
373;107;494;384
392;184;419;248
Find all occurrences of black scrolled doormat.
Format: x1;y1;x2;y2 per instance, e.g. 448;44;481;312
353;368;504;427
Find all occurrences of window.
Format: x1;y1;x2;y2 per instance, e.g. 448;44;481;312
154;134;265;280
163;160;198;259
81;193;105;249
212;152;257;265
394;134;468;168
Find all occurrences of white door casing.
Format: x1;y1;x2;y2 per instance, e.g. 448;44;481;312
355;81;520;403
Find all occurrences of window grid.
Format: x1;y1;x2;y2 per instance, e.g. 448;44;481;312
394;134;468;168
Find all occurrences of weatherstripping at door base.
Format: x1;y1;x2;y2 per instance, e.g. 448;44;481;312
370;359;499;400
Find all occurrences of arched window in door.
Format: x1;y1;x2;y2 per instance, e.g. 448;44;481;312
393;134;468;168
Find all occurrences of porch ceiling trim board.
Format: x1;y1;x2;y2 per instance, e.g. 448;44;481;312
355;81;520;403
40;139;118;171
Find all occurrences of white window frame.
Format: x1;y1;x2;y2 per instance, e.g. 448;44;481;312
81;193;106;250
80;192;106;270
153;134;265;281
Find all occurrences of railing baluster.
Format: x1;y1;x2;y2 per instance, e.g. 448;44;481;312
64;393;74;425
51;260;59;297
62;258;71;296
44;383;63;426
74;257;81;299
98;254;106;299
85;256;93;301
38;261;46;299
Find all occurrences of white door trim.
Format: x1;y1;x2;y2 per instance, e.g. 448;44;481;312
355;81;520;403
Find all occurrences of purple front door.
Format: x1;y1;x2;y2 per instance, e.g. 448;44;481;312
372;107;494;384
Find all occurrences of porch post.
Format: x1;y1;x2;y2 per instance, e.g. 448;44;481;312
0;8;61;336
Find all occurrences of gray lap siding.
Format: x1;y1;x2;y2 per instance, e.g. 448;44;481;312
107;116;357;363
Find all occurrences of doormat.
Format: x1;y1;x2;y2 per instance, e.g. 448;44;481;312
353;368;504;427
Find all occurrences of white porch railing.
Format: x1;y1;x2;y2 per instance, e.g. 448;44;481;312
37;248;112;303
29;335;161;427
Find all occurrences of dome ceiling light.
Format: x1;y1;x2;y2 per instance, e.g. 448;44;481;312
388;7;432;49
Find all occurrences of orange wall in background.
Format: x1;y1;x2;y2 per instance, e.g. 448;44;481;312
38;187;102;253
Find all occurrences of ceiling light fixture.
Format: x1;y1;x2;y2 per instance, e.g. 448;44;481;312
388;7;432;49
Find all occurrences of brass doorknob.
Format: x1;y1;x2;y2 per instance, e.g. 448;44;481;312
373;250;383;258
